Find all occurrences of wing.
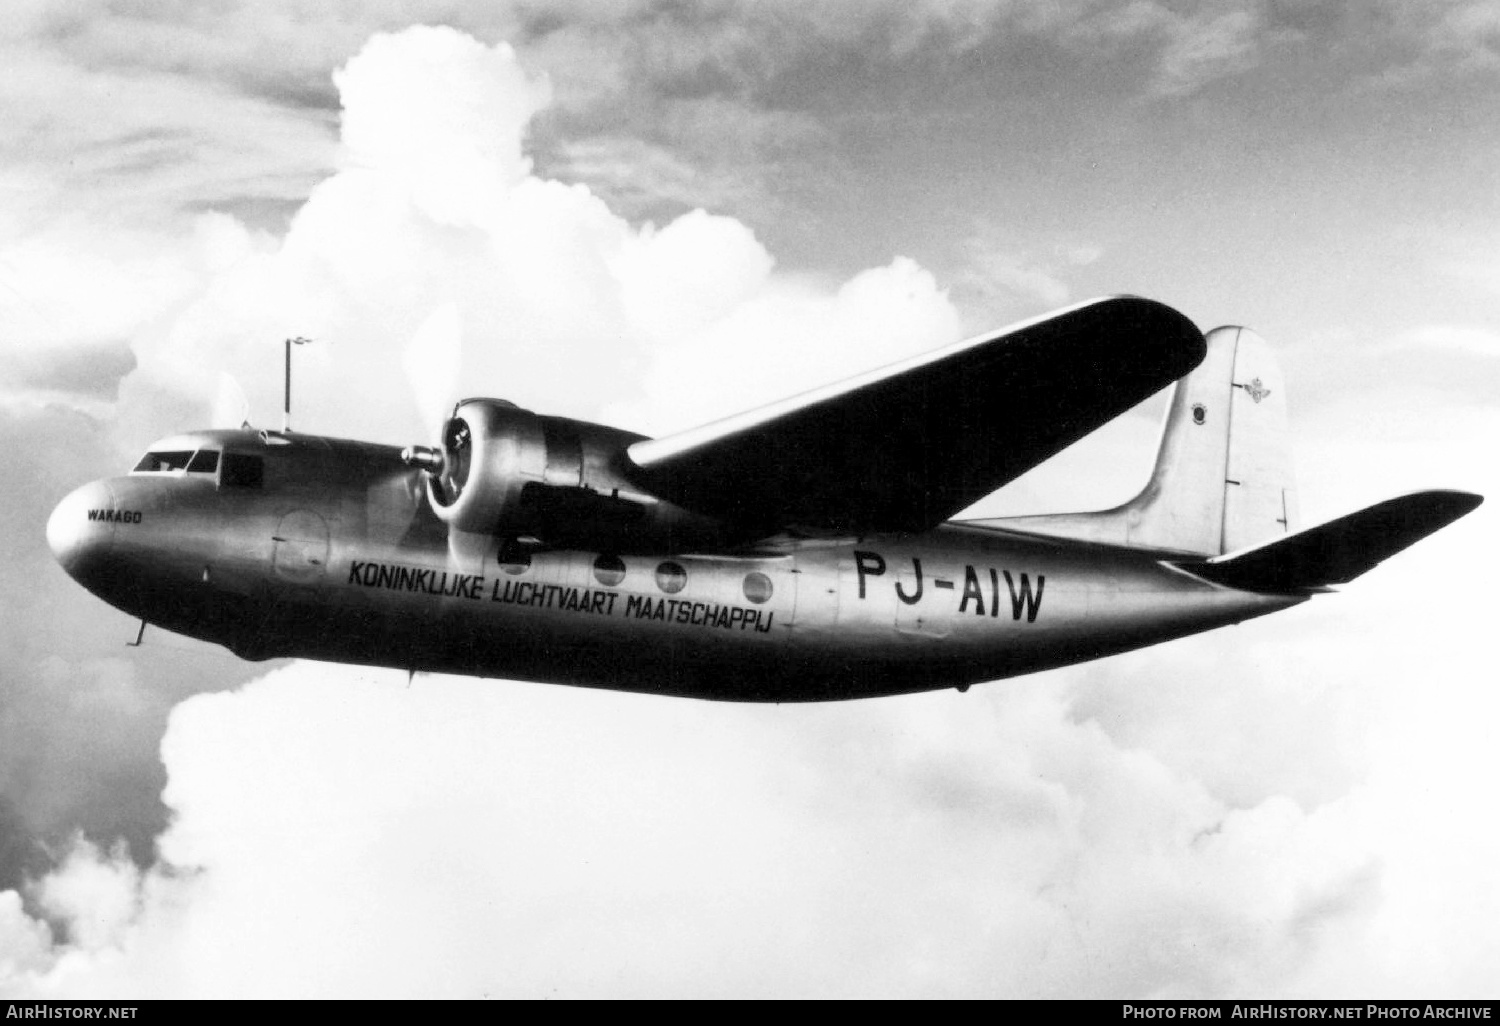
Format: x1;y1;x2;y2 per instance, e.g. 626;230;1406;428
626;295;1207;535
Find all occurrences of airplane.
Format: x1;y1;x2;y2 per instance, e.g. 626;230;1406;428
46;296;1482;701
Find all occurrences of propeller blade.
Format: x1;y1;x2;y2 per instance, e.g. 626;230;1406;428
211;372;251;429
403;303;464;439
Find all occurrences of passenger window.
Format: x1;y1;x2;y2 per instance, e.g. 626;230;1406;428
132;451;194;473
743;572;774;604
186;450;220;473
593;554;626;587
220;453;264;489
655;561;688;594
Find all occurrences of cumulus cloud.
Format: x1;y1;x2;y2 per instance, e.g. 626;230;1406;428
123;25;965;446
619;255;962;434
334;30;550;223
0;404;222;892
610;209;776;345
0;663;1404;997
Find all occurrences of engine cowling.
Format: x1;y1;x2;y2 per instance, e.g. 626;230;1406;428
422;398;544;536
405;398;725;551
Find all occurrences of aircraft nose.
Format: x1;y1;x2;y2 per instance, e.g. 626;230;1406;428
47;480;116;578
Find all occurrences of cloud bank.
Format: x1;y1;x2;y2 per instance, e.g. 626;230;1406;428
115;25;960;448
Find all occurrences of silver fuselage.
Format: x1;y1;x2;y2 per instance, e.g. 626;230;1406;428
49;429;1301;701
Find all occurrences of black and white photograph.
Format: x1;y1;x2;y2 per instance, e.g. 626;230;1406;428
2;1;1497;1000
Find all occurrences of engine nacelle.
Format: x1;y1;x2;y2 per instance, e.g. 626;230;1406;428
412;398;722;551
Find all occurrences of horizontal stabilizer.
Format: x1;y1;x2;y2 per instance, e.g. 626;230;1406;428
1184;490;1482;593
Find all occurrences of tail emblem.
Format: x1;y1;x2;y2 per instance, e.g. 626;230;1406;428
1241;378;1271;403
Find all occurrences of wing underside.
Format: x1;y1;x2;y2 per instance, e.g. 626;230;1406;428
626;296;1207;536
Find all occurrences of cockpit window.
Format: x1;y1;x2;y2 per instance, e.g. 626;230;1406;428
131;449;221;475
132;451;195;473
220;452;264;489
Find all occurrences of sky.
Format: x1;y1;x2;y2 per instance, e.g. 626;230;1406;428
2;0;1498;999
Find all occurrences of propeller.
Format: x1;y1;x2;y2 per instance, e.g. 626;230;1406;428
404;303;465;437
401;405;471;507
399;303;469;504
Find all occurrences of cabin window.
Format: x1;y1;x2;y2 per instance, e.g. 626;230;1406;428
220;452;264;489
592;554;626;587
132;450;194;473
186;449;220;473
654;561;688;594
743;572;773;604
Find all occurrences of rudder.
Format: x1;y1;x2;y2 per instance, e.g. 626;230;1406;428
1221;327;1299;552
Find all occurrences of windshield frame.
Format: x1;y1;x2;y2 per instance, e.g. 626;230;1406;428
131;448;222;476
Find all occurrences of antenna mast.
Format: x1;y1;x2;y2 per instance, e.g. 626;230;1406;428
283;336;313;432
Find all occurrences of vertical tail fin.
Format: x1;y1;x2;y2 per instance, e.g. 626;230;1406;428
982;326;1297;556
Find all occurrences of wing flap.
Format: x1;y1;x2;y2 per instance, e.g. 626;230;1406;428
1184;490;1482;593
627;296;1206;534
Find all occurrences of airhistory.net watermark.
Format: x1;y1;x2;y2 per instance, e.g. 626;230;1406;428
4;1008;137;1019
